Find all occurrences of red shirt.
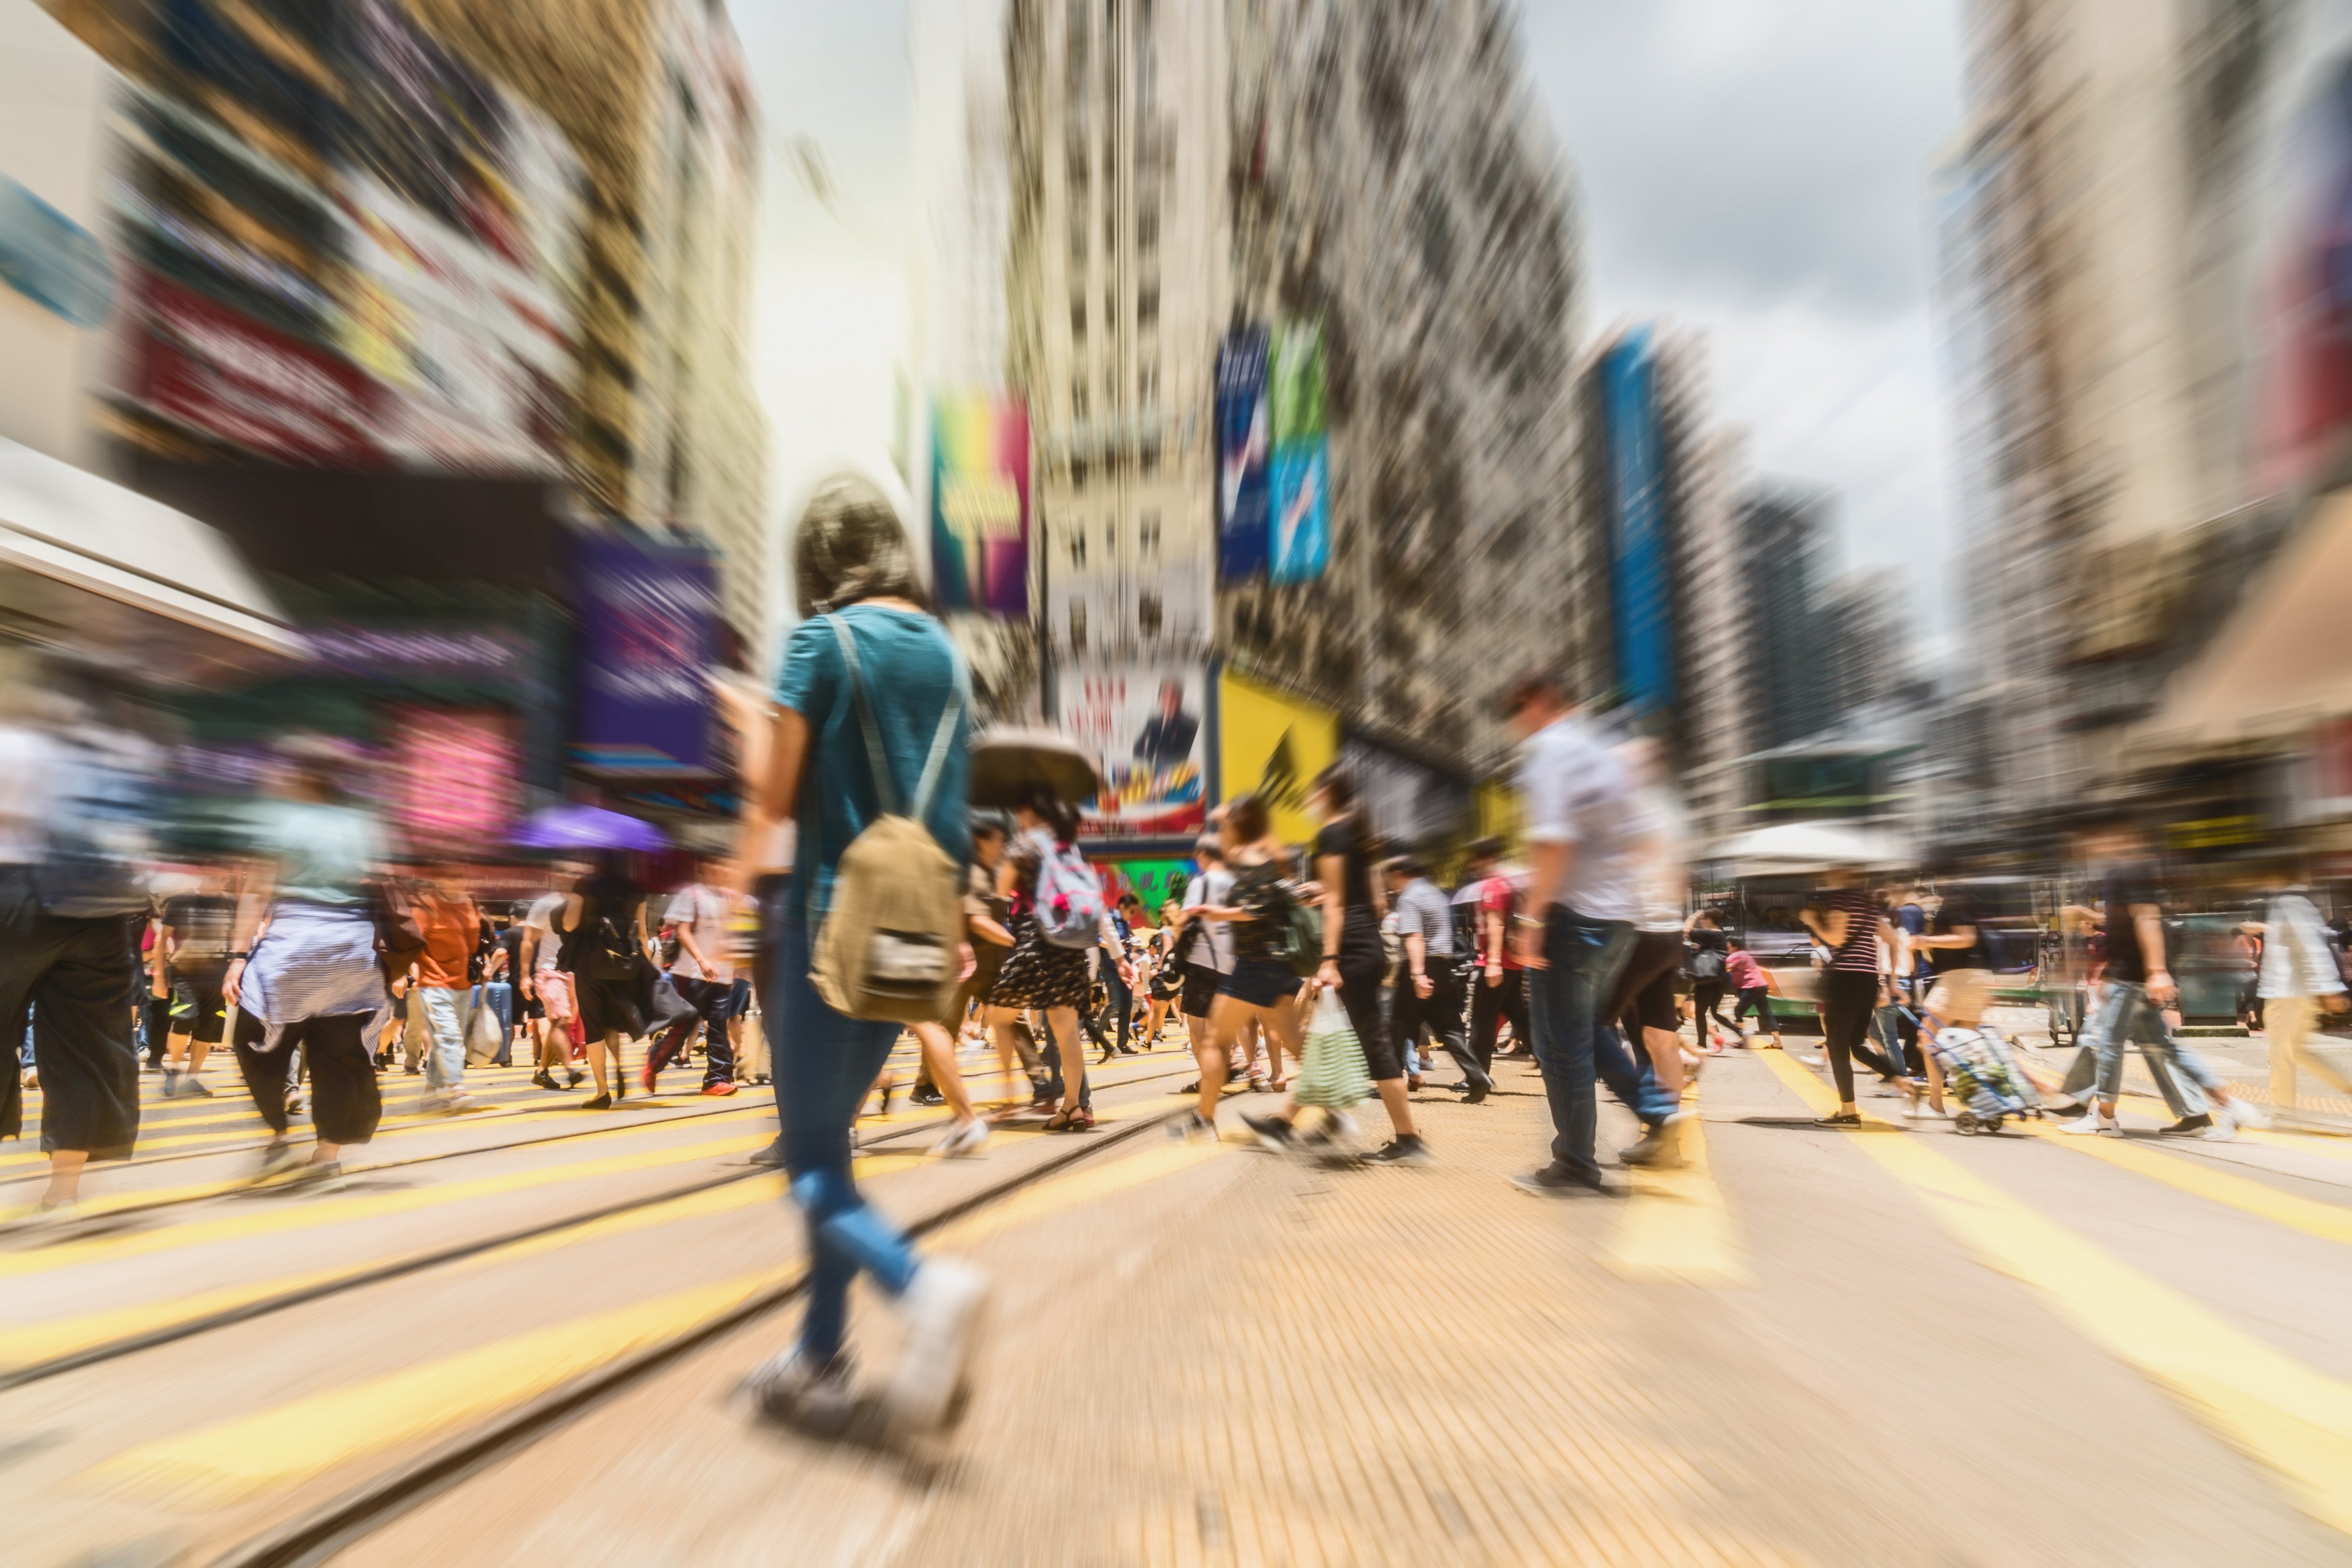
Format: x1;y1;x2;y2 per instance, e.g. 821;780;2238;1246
414;889;480;988
1477;875;1524;970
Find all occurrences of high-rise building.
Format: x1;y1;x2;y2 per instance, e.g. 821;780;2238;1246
1740;486;1836;752
1675;424;1752;844
975;0;1583;837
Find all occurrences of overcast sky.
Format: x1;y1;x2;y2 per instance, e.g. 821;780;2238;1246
1523;0;1967;608
734;0;1968;623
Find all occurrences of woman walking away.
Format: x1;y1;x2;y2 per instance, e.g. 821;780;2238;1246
984;792;1124;1131
1686;910;1735;1050
735;474;987;1439
224;738;393;1192
1800;869;1911;1126
1304;767;1427;1164
1176;795;1307;1141
1144;899;1185;1044
556;852;654;1110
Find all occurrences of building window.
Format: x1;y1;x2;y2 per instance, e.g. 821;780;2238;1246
1104;516;1117;556
1072;379;1089;419
1137;287;1160;326
1068;525;1087;568
1140;360;1158;404
1137;590;1163;640
1140;509;1161;553
1069;597;1088;654
1069;296;1086;338
1140;442;1160;478
1138;206;1158;253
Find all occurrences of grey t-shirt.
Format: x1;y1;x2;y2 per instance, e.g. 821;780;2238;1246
1392;877;1454;957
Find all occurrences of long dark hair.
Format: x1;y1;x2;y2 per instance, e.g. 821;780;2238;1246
1310;764;1378;858
1026;787;1080;845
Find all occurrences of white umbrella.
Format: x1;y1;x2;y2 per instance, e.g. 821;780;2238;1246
1704;821;1910;876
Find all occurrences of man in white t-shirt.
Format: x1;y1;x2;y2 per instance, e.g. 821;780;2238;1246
646;862;742;1096
1176;837;1240;1081
519;871;584;1091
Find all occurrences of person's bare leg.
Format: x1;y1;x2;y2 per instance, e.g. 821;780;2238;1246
1196;996;1242;1122
1642;1024;1686;1096
912;1022;976;1122
1373;1078;1417;1137
40;1150;87;1207
586;1030;610;1098
1046;1006;1084;1113
165;1029;193;1073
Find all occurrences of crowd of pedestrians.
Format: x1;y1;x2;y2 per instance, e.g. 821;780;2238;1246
11;470;2352;1459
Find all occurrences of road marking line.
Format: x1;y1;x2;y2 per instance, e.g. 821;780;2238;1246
83;1123;1195;1501
1758;1048;2352;1534
1602;1086;1749;1288
2022;1122;2352;1247
0;1131;777;1282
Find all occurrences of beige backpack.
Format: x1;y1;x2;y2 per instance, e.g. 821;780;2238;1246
810;616;970;1022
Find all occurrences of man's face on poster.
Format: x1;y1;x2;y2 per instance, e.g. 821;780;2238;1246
1159;679;1184;720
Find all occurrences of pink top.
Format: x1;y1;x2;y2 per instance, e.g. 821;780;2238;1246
1725;949;1766;990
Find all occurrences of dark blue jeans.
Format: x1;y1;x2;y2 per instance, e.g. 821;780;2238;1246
771;913;919;1362
1528;908;1675;1184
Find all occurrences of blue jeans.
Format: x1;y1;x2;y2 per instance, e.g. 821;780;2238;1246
2087;980;2218;1114
771;913;919;1362
1528;909;1676;1183
415;985;468;1092
473;982;514;1066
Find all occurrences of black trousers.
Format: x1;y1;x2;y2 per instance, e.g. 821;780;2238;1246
233;1008;383;1145
1333;938;1399;1081
1391;955;1474;1080
0;868;141;1158
1820;969;1905;1104
650;973;736;1085
1469;967;1530;1070
1691;979;1731;1029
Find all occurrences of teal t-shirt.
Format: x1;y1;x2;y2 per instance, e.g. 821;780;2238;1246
246;798;386;906
775;604;971;917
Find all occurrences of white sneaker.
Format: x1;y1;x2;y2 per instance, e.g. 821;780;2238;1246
2202;1122;2239;1142
886;1258;990;1435
2061;1109;2122;1137
1796;1053;1825;1068
2220;1096;2271;1131
741;1346;857;1436
932;1118;989;1158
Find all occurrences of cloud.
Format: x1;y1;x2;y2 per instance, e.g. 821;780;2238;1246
1522;0;1965;617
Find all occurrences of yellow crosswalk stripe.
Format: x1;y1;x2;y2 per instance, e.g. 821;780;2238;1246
1759;1048;2352;1534
0;1130;775;1283
1601;1085;1749;1288
85;1117;1194;1501
2023;1122;2352;1247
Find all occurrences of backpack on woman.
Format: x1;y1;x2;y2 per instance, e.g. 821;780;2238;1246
809;616;972;1024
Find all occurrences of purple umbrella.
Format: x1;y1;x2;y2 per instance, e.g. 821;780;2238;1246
512;804;669;853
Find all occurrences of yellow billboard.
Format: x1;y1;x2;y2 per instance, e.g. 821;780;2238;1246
1217;667;1339;846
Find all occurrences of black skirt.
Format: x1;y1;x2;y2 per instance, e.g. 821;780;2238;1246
987;915;1092;1010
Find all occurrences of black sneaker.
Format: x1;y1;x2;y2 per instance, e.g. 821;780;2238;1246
910;1086;947;1107
2158;1113;2215;1136
1509;1163;1606;1198
1462;1068;1494;1104
532;1071;559;1091
1813;1111;1863;1127
1364;1133;1433;1166
1239;1111;1296;1152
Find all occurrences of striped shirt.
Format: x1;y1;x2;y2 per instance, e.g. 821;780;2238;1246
1823;887;1885;974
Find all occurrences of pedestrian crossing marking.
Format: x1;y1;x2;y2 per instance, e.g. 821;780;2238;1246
928;1110;1220;1250
0;1131;777;1283
2022;1121;2352;1246
1760;1048;2352;1534
1602;1088;1750;1289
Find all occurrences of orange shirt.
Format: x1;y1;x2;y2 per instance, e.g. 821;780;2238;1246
414;890;480;988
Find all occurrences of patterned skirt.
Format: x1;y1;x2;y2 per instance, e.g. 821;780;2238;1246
986;915;1092;1010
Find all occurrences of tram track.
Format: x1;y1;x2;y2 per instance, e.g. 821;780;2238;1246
0;1058;1199;1392
201;1087;1192;1568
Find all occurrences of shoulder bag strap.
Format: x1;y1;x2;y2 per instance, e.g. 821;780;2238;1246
910;644;971;824
827;615;902;817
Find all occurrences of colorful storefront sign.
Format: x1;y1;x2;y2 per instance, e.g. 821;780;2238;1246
930;393;1030;615
1057;661;1210;844
1217;666;1338;847
571;530;719;774
1096;857;1195;917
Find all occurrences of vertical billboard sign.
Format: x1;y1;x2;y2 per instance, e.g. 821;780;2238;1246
1602;329;1673;714
1216;666;1339;846
2258;59;2352;495
1056;662;1210;843
1268;318;1329;582
930;393;1030;615
571;531;719;773
1215;326;1271;580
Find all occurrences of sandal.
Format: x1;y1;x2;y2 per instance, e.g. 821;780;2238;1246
1045;1106;1095;1133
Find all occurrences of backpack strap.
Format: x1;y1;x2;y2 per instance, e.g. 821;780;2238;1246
828;613;968;824
828;615;901;817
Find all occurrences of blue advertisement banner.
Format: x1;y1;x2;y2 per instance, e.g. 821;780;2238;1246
570;530;719;774
1601;327;1673;713
1269;439;1328;583
1215;326;1270;581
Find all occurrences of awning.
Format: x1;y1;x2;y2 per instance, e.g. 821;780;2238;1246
2138;487;2352;755
0;437;301;665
